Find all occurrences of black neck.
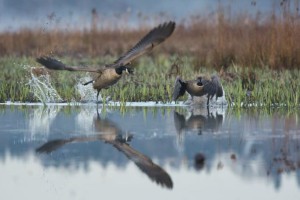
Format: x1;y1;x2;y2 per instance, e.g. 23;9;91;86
115;66;124;75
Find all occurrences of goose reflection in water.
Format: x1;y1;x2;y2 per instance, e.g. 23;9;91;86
36;111;173;189
174;108;225;169
173;108;224;136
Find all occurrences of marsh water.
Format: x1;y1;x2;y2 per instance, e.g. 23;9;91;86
0;104;300;200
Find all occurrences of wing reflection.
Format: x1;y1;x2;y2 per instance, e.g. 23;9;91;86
36;111;173;189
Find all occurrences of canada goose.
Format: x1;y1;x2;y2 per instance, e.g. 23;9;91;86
36;112;173;189
172;75;224;106
36;21;176;102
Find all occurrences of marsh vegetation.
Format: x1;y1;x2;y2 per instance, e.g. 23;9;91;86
0;1;299;107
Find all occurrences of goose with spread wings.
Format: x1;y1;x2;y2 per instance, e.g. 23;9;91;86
172;75;224;106
36;21;176;102
36;113;173;189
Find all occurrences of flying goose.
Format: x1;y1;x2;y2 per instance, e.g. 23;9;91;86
36;21;176;102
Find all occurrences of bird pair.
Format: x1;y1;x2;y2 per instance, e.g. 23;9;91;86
36;21;224;105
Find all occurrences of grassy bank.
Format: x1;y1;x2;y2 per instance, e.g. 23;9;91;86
0;56;299;108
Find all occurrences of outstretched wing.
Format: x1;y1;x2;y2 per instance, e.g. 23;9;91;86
108;140;173;189
109;21;176;68
211;75;224;98
201;75;223;98
36;136;99;154
36;56;102;73
172;76;186;101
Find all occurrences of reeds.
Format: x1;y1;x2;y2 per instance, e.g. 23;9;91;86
0;56;299;107
0;1;300;69
0;1;299;106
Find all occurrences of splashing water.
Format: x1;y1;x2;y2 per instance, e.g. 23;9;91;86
76;76;99;102
27;67;62;103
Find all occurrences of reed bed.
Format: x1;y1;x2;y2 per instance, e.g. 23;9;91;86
0;1;299;107
0;55;299;108
0;2;300;69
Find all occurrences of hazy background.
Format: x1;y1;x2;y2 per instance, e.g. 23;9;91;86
0;0;290;31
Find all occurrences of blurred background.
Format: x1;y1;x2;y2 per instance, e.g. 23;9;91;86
1;0;299;70
0;0;290;31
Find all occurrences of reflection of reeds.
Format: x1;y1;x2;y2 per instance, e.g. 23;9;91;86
1;2;300;69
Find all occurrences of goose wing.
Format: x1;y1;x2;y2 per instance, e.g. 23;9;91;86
109;21;175;68
172;76;186;101
108;140;173;189
203;75;223;97
211;75;224;97
198;75;222;97
36;136;99;154
36;56;103;73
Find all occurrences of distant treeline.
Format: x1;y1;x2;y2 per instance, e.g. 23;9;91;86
0;2;300;69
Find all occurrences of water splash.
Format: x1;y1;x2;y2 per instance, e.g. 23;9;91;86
76;76;99;102
27;67;62;103
184;88;228;108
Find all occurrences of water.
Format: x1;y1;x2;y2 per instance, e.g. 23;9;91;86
0;105;300;200
28;69;105;103
75;76;99;102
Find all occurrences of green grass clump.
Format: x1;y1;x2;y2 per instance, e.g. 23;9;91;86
0;57;34;102
0;55;299;108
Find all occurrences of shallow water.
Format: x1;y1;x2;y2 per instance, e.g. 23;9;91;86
0;105;300;200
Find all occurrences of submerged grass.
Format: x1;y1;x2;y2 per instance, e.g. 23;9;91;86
0;55;299;108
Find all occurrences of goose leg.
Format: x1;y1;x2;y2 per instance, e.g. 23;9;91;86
83;80;94;86
206;95;210;107
96;105;101;119
206;105;210;115
96;90;100;103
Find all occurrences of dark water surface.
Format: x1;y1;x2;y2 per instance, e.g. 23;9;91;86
0;105;300;200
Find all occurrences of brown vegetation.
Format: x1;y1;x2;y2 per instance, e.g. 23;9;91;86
0;2;300;70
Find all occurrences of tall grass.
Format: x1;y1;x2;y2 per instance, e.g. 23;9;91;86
0;1;300;69
0;1;299;106
0;55;299;107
